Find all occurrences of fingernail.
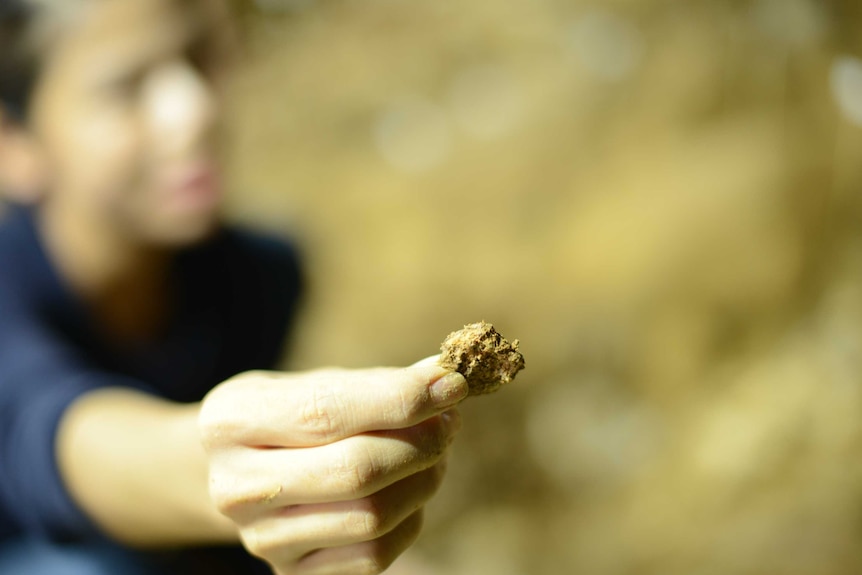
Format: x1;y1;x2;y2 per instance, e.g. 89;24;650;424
430;372;468;407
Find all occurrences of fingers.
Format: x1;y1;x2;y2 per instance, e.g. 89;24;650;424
239;461;446;564
291;509;425;575
210;410;461;515
200;362;467;449
201;358;464;574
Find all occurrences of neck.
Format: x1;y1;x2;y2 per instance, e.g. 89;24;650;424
38;202;175;343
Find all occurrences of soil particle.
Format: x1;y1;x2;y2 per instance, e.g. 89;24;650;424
439;321;525;396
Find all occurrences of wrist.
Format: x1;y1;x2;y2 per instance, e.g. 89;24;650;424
168;400;239;543
57;388;239;547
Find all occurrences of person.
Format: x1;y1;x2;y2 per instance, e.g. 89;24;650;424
0;0;467;573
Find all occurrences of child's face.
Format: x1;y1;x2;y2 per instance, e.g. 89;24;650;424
27;0;234;246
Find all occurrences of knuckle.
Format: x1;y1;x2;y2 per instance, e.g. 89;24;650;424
198;397;226;448
298;386;343;440
240;524;288;561
199;417;240;451
343;462;372;496
199;385;246;450
331;446;380;496
394;383;421;423
353;511;427;575
406;509;425;539
355;513;424;575
240;525;267;557
347;496;389;539
361;513;386;541
355;554;386;575
208;477;239;515
208;473;260;517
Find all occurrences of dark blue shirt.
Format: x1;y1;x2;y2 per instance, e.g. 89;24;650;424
0;205;303;572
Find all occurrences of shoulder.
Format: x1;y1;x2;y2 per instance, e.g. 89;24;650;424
193;225;307;371
191;224;306;309
218;225;304;289
0;204;31;261
222;226;302;267
0;204;47;297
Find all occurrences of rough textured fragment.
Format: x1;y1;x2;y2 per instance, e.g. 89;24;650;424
439;321;525;396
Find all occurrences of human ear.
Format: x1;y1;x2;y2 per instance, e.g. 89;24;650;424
0;105;47;204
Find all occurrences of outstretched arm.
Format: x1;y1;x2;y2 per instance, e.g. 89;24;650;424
56;387;238;547
57;358;467;574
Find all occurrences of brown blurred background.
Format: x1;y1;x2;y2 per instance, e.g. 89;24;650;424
225;0;862;573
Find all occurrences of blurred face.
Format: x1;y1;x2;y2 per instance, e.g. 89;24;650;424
26;0;234;246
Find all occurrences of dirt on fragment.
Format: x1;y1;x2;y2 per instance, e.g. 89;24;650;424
439;321;525;396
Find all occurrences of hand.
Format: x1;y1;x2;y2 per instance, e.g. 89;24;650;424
198;357;467;575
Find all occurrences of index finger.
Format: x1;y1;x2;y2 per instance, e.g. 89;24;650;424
203;358;467;448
